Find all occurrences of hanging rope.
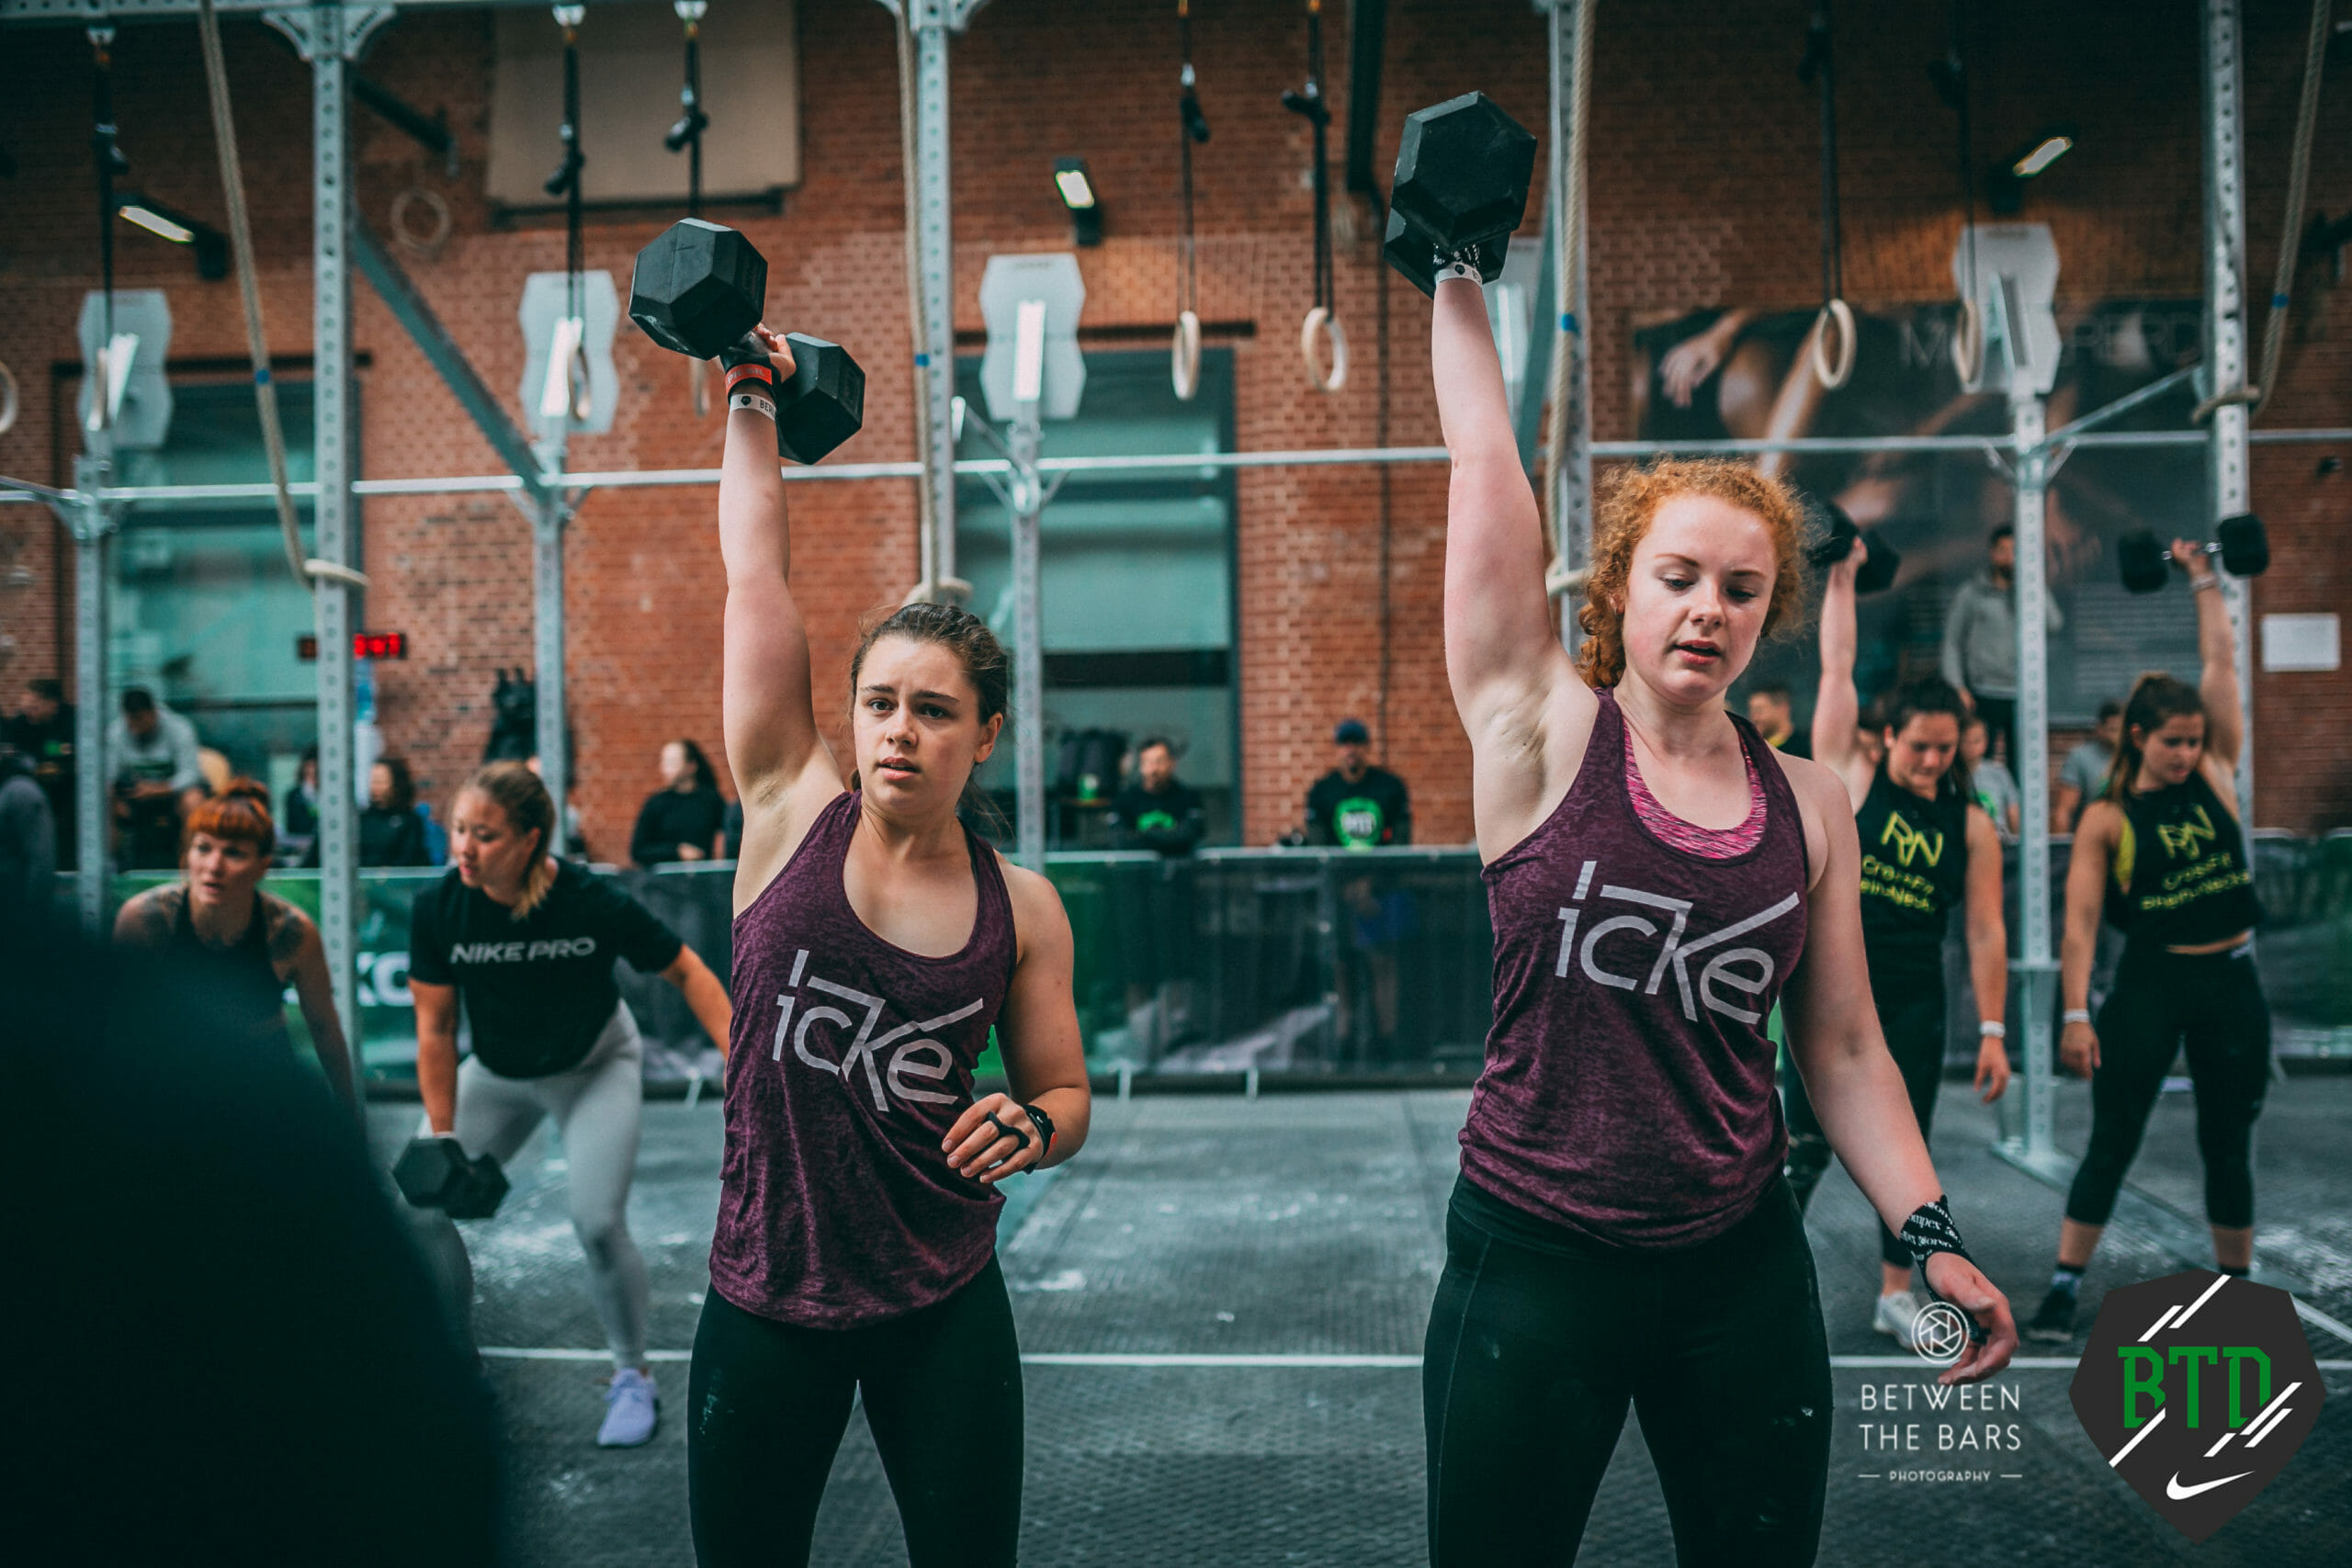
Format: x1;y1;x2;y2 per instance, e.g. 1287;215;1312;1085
545;6;591;428
1172;0;1208;401
668;1;712;415
1941;0;1983;384
195;0;366;590
1798;1;1855;389
1284;0;1345;392
893;1;941;600
1542;0;1595;598
88;25;124;438
2249;0;2331;421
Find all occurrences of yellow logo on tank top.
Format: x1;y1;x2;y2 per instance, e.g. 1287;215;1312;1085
1879;810;1945;868
2156;806;2218;861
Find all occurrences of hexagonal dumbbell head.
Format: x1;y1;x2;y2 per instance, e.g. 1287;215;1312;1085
1385;91;1537;296
776;333;867;466
628;218;768;359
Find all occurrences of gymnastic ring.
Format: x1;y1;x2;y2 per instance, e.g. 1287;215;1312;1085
1544;561;1591;599
1810;298;1857;390
0;358;17;437
1171;310;1203;402
390;186;453;260
1301;306;1349;394
1951;295;1984;385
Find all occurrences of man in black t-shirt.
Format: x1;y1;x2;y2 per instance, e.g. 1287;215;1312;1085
1303;719;1413;1063
1108;738;1206;856
1305;718;1412;849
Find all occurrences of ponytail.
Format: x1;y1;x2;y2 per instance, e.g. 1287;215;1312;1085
460;761;561;918
2105;672;2204;801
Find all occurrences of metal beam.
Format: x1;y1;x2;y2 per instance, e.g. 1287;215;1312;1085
71;457;112;932
2007;392;2061;1172
350;220;548;503
2;0;616;23
908;0;962;593
2202;0;2256;819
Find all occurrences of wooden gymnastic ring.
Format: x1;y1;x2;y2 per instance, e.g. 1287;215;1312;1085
390;186;453;260
1172;310;1202;402
1951;295;1984;385
1301;306;1349;394
0;358;17;437
1810;299;1857;390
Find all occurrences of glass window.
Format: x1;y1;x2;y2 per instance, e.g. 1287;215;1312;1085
108;380;331;792
956;349;1238;846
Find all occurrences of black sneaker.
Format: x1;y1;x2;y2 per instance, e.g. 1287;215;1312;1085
2026;1286;2078;1344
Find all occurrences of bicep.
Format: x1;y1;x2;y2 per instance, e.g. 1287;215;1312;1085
411;980;459;1037
998;877;1085;1098
724;574;829;797
1443;458;1579;725
2063;812;2113;928
1963;810;2005;928
1783;802;1874;1072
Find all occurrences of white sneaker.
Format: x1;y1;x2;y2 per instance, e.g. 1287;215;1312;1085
1872;1290;1924;1350
597;1368;659;1448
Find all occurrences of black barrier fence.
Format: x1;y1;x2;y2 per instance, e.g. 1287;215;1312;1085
74;832;2352;1085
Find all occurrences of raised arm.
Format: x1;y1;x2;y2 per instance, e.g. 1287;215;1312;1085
1436;276;1578;736
1809;543;1864;783
2177;541;2242;776
720;330;837;809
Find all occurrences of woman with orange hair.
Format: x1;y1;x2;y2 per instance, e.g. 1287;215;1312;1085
113;779;356;1111
1420;258;2015;1563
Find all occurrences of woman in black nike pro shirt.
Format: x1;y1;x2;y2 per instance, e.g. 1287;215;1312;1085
408;761;732;1446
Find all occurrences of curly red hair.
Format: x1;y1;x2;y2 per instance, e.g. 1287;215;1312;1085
1575;459;1813;687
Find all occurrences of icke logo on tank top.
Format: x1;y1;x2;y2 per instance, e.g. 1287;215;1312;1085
1548;855;1803;1026
765;944;988;1111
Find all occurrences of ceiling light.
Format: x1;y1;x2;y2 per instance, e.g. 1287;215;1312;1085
1053;159;1096;210
2011;135;2073;177
119;202;193;243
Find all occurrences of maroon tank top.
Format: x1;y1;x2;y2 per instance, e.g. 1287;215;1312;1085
710;791;1018;1327
1461;687;1811;1248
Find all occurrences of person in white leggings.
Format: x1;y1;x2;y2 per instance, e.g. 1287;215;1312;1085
409;761;731;1447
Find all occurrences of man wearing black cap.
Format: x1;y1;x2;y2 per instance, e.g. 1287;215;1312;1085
1305;718;1412;851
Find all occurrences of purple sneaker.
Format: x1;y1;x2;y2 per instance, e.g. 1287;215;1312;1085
596;1368;658;1448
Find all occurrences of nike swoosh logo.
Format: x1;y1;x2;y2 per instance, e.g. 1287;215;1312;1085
2165;1471;2254;1500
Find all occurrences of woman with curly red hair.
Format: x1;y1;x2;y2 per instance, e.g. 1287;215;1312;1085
1420;258;2015;1564
113;778;356;1110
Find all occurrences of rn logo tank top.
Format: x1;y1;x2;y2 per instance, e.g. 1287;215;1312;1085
1463;689;1811;1248
710;791;1018;1327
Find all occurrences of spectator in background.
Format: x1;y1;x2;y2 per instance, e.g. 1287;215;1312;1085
362;758;433;867
2052;700;2124;834
526;754;590;859
1940;525;2064;768
1306;718;1412;850
630;739;726;867
280;748;322;863
1747;682;1810;758
6;678;76;869
1109;737;1206;856
108;687;205;870
718;797;744;862
0;744;57;918
1962;711;2021;841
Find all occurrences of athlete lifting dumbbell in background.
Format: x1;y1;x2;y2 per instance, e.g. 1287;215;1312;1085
1786;533;2010;1350
1400;90;2013;1566
113;778;357;1112
2028;537;2270;1343
404;761;734;1449
640;217;1090;1567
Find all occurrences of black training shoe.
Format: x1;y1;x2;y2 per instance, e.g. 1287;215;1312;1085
2025;1286;2078;1344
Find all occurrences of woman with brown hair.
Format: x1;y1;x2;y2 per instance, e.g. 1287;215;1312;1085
406;761;732;1448
2028;541;2267;1343
1423;258;2014;1565
114;778;355;1110
687;327;1090;1568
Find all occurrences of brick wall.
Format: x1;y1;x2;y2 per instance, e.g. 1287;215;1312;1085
4;0;2347;844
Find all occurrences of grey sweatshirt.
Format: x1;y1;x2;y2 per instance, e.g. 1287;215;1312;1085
1939;573;2064;699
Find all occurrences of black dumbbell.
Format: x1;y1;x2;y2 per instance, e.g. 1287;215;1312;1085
1383;92;1539;298
628;218;867;464
1804;504;1903;594
392;1136;510;1221
2118;514;2269;594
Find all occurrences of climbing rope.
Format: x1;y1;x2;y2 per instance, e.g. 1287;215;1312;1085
668;1;712;415
1801;0;1854;389
195;0;366;590
545;6;592;428
88;25;124;438
1941;0;1984;383
2251;0;2331;421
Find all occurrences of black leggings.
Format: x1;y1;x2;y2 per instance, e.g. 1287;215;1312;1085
687;1258;1022;1568
2065;942;2269;1230
1424;1176;1833;1567
1784;977;1946;1268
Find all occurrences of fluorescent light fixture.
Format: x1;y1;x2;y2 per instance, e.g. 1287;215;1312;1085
2011;135;2073;177
119;203;194;243
1053;159;1096;210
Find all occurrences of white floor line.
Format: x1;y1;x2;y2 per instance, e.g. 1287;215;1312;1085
475;1348;2352;1371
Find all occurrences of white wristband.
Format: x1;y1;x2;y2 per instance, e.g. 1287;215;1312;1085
1978;1021;2006;1039
2063;1009;2091;1025
729;389;777;422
